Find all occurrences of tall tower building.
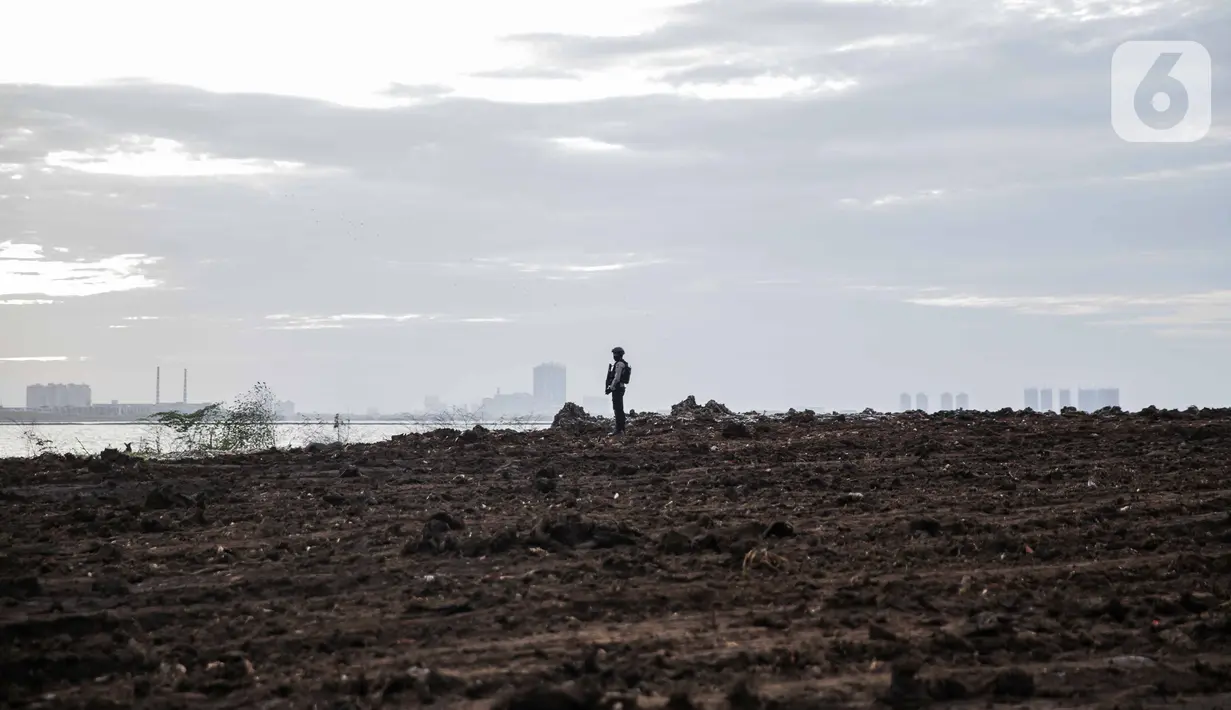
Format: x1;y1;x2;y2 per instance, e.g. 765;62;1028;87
532;363;567;411
1058;388;1072;410
1039;388;1053;412
899;393;912;411
915;393;929;413
1023;387;1040;411
940;392;954;410
955;393;970;410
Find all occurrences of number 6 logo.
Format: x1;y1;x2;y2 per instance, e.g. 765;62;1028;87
1112;41;1212;143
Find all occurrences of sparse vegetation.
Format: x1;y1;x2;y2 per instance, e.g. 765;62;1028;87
298;412;353;446
17;422;55;457
139;382;279;456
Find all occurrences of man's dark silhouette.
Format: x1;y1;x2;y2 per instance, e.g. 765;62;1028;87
605;346;629;435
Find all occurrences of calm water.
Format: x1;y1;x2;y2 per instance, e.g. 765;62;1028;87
0;421;548;458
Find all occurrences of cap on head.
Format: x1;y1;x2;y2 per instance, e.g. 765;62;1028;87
612;346;625;356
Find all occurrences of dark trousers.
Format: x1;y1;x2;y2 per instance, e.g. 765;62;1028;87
611;388;626;433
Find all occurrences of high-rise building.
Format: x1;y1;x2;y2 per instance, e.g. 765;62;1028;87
1023;387;1040;411
1039;388;1054;412
899;393;913;411
26;383;91;409
915;393;929;413
955;393;970;410
1058;389;1072;409
940;392;954;410
532;362;567;411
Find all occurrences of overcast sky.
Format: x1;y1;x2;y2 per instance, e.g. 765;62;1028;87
2;0;1228;414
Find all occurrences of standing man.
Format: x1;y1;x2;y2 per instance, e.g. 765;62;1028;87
605;346;631;435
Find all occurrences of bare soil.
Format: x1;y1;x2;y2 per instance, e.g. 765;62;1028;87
2;407;1230;709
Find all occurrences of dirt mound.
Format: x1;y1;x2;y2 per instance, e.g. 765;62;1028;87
670;395;734;418
4;409;1231;708
550;402;607;434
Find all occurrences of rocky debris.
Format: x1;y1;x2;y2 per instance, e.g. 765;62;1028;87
670;395;734;419
407;511;467;555
551;403;607;435
527;513;640;550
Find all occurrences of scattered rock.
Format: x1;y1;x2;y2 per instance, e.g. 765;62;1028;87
338;465;362;478
763;521;795;538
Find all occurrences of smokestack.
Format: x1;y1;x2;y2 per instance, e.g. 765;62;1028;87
183;369;188;404
156;366;161;405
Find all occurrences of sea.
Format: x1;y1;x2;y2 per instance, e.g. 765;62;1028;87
0;421;549;459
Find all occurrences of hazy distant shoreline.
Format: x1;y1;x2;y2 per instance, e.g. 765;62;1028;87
0;419;553;427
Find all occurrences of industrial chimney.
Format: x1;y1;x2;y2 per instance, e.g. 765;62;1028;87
155;366;161;405
182;369;188;404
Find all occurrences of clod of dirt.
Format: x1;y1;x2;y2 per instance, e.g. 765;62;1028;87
722;422;752;439
763;521;795;538
666;689;700;710
496;684;602;710
380;666;464;703
0;575;42;599
882;659;929;710
659;530;692;554
909;518;942;536
726;676;764;710
671;395;735;419
992;668;1034;698
144;486;193;511
529;513;639;549
338;465;362;478
140;515;172;533
869;623;899;642
427;511;465;532
551;403;607;435
91;543;123;563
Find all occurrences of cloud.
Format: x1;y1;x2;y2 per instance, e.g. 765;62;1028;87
0;0;1228;411
0;299;55;305
905;289;1231;332
0;241;161;298
0;356;68;362
551;136;629;153
45;136;306;177
263;312;515;330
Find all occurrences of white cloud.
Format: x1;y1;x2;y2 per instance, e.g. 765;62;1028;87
0;299;55;305
551;137;629;153
464;254;670;276
0;356;68;362
0;0;694;106
0;241;161;298
906;289;1231;330
263;312;516;329
45;136;305;178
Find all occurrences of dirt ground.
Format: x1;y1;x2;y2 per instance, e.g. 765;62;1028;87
2;405;1230;709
